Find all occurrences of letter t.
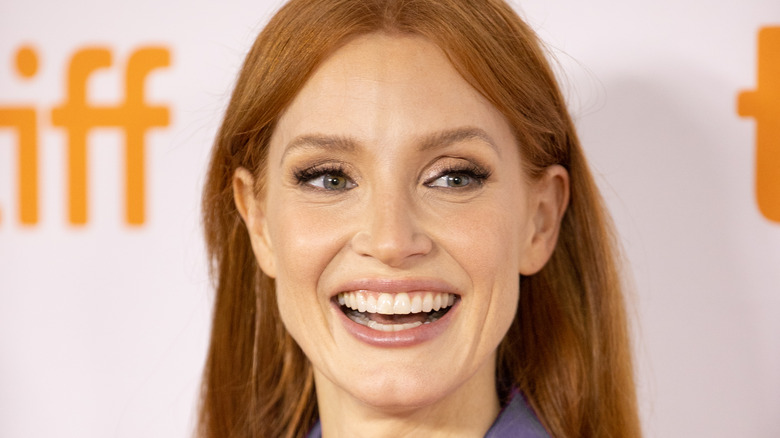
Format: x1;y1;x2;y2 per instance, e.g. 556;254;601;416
738;27;780;223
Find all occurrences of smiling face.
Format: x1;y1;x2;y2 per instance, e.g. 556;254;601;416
234;33;567;426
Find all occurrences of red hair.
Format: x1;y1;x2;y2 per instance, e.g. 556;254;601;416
200;1;641;437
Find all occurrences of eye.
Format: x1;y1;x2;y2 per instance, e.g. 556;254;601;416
424;163;491;190
428;173;473;188
293;165;357;191
307;173;356;190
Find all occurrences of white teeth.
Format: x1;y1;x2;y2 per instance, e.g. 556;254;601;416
366;295;377;313
410;294;422;313
422;293;433;312
393;293;411;314
357;293;367;312
377;293;394;314
366;320;423;332
340;291;458;332
338;291;456;315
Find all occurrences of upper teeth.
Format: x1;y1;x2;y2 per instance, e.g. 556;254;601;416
337;291;456;315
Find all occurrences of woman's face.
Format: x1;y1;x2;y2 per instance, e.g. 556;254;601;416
236;33;565;413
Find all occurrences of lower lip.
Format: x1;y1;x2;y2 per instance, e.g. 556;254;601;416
333;300;458;348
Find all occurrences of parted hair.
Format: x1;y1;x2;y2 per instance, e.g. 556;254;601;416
200;0;641;437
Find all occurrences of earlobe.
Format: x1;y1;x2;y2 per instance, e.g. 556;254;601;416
233;167;277;278
518;164;570;275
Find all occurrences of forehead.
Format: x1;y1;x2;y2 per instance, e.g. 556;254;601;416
271;32;515;156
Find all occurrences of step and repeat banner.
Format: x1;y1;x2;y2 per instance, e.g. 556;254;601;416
1;1;778;437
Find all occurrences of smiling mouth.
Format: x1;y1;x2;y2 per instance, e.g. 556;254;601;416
336;291;457;332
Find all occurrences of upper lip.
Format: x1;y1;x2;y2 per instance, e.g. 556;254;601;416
330;277;460;298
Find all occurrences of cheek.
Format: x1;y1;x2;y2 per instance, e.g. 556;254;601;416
458;211;521;347
441;199;526;280
466;213;521;305
436;193;526;332
269;202;350;305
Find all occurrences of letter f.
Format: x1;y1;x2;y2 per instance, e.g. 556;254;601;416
51;47;169;225
51;48;111;225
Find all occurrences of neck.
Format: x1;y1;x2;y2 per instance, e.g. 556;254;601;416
313;359;500;438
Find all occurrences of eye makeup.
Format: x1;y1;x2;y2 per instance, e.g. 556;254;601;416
424;162;492;189
291;162;357;191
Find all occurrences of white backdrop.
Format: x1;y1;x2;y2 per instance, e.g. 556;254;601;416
1;1;778;437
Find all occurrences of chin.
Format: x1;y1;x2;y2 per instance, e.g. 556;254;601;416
345;372;455;413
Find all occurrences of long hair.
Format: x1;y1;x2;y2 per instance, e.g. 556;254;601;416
200;0;641;437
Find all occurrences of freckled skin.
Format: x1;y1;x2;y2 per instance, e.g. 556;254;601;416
236;33;566;437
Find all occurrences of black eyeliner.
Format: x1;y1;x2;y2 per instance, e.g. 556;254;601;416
426;162;492;187
292;163;350;185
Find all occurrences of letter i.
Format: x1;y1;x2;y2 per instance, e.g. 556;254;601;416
0;46;39;225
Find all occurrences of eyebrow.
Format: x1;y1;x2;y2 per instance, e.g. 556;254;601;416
418;127;500;156
280;127;500;164
280;134;359;164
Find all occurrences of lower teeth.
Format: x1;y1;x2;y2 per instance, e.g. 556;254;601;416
343;307;449;332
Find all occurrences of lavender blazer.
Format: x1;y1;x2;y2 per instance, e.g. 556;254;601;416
306;391;550;438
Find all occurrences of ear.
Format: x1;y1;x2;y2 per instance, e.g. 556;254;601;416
233;167;277;278
518;164;570;275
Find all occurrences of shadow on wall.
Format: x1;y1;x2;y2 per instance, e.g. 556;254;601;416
572;57;777;437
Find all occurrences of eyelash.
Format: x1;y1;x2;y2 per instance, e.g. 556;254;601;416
425;163;492;189
291;162;492;191
293;164;355;190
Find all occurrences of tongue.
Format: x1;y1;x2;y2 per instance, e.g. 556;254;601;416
368;312;429;325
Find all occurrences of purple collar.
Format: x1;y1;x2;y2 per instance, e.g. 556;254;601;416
484;391;549;438
306;391;549;438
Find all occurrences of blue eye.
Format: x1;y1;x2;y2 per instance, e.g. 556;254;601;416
425;164;490;189
428;173;473;188
294;166;357;191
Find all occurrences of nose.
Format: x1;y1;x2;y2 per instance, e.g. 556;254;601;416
350;189;433;267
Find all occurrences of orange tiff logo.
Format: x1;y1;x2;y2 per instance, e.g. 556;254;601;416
738;27;780;223
0;45;170;226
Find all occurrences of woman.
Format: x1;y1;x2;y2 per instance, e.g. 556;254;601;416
200;0;641;437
